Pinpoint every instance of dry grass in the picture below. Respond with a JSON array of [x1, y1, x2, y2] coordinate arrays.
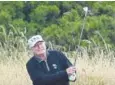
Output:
[[71, 57, 115, 85], [0, 61, 31, 85], [70, 48, 115, 85], [0, 48, 115, 85], [0, 52, 32, 85]]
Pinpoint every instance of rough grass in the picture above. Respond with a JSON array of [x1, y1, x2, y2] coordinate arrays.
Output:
[[70, 57, 115, 85], [0, 48, 115, 85], [0, 52, 32, 85]]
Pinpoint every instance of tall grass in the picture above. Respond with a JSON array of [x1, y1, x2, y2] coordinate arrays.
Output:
[[70, 50, 115, 85], [0, 43, 115, 85], [0, 26, 115, 85]]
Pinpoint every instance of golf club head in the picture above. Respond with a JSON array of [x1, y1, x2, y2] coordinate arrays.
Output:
[[83, 7, 88, 16]]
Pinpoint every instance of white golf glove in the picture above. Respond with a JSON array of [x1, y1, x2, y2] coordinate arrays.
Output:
[[68, 72, 76, 81]]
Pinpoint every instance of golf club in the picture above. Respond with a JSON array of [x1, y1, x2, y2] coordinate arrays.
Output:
[[68, 7, 89, 81], [74, 7, 89, 66]]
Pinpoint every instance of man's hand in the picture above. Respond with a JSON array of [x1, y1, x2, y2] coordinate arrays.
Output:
[[66, 66, 76, 75], [66, 66, 76, 81]]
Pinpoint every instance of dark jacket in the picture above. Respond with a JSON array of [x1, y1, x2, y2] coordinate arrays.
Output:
[[26, 50, 72, 85]]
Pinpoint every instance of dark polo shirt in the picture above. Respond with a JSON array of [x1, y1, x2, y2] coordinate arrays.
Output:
[[26, 50, 72, 85]]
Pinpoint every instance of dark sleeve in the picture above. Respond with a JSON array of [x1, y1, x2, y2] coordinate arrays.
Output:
[[26, 61, 69, 85], [57, 51, 73, 69], [57, 51, 76, 82]]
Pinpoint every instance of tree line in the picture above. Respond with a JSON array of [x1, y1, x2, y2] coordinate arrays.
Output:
[[0, 1, 115, 51]]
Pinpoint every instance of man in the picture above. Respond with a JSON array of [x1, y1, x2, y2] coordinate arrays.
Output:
[[26, 35, 76, 85]]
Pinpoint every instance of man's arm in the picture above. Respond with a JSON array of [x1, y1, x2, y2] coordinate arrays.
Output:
[[57, 51, 77, 81]]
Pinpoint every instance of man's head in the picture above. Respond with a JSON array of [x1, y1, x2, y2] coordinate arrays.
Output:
[[28, 35, 46, 56]]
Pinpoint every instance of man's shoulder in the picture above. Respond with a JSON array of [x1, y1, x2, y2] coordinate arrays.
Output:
[[26, 57, 36, 67], [48, 50, 62, 54], [48, 50, 66, 59]]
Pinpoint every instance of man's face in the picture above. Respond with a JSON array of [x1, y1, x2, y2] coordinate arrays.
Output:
[[32, 41, 46, 55]]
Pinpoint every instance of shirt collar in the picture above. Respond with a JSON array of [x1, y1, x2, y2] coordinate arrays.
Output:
[[34, 51, 49, 63]]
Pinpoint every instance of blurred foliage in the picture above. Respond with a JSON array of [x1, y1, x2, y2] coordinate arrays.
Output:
[[0, 1, 115, 51]]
